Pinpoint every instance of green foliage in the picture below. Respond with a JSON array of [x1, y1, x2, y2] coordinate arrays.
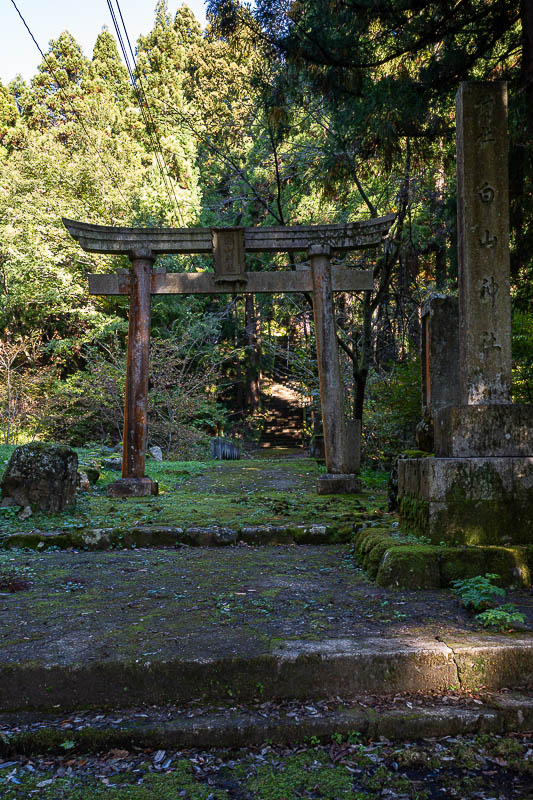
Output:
[[451, 573, 506, 612], [512, 310, 533, 404], [363, 359, 421, 467], [475, 604, 526, 631], [451, 572, 526, 631]]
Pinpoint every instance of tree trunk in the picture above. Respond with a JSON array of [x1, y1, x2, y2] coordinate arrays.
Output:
[[353, 292, 373, 422], [233, 297, 245, 415], [244, 293, 261, 414]]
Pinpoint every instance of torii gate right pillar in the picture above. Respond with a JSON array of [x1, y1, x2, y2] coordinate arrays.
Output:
[[309, 244, 360, 494]]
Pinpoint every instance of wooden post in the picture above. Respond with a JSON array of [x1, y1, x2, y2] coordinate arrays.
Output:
[[108, 250, 158, 497], [309, 245, 360, 493]]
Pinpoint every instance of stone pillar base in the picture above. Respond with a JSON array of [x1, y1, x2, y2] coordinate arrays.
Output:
[[106, 478, 158, 498], [398, 456, 533, 546], [317, 474, 361, 495]]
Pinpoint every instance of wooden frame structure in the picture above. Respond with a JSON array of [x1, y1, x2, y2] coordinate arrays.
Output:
[[64, 215, 394, 495]]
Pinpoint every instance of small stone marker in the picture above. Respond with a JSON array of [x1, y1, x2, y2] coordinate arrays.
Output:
[[416, 294, 460, 452], [0, 443, 78, 513], [420, 294, 460, 416], [148, 445, 163, 462]]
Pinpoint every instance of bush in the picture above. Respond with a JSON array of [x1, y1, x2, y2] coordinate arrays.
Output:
[[451, 573, 506, 612], [363, 359, 421, 468]]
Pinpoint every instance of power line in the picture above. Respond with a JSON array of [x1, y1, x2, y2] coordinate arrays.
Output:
[[106, 0, 184, 225], [8, 0, 135, 216]]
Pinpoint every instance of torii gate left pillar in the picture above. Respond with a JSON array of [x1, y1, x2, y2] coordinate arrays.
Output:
[[64, 215, 394, 496], [119, 249, 157, 496]]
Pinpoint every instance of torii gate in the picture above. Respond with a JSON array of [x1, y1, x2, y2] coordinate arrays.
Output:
[[63, 215, 394, 496]]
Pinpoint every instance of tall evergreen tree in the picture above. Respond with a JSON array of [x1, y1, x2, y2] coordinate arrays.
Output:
[[90, 28, 131, 107], [24, 31, 90, 137]]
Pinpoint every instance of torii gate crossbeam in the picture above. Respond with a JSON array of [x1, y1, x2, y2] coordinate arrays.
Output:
[[64, 215, 394, 496]]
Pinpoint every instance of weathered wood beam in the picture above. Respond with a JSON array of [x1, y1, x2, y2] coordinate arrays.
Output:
[[63, 215, 395, 255], [88, 267, 374, 296]]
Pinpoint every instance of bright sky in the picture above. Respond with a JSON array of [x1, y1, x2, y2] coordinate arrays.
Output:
[[1, 0, 208, 84]]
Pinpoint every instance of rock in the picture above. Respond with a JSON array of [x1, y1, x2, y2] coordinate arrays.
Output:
[[148, 446, 163, 462], [102, 458, 122, 471], [0, 443, 78, 513], [76, 472, 91, 492], [415, 408, 434, 452], [79, 461, 99, 484], [18, 505, 32, 521]]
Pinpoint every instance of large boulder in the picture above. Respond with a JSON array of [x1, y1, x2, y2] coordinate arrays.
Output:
[[0, 443, 78, 513]]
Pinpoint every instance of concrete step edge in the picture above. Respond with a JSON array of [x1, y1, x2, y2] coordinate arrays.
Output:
[[1, 694, 532, 753], [1, 636, 533, 713]]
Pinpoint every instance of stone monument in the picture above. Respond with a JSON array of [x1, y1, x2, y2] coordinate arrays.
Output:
[[398, 82, 533, 545], [415, 293, 460, 452]]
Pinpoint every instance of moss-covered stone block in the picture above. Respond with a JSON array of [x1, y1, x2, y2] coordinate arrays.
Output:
[[352, 525, 532, 590], [355, 528, 391, 559], [438, 547, 488, 586], [483, 547, 531, 587], [365, 539, 395, 579], [376, 546, 440, 589], [398, 457, 533, 546], [399, 495, 430, 539]]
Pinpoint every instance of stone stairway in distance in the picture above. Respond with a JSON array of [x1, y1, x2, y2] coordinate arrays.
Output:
[[258, 381, 305, 450]]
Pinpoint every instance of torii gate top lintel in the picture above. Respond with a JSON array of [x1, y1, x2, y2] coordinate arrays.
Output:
[[62, 215, 395, 258]]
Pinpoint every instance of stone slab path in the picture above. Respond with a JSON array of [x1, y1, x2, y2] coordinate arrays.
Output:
[[0, 545, 532, 712]]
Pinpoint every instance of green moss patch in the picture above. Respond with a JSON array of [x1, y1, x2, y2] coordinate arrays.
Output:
[[376, 546, 441, 590], [353, 527, 533, 589], [0, 450, 388, 545], [398, 495, 429, 539]]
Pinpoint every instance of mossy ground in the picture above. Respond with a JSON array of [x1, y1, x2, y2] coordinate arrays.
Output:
[[0, 445, 388, 536], [0, 733, 531, 799]]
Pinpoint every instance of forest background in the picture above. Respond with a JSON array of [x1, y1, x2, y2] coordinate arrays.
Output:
[[0, 0, 531, 467]]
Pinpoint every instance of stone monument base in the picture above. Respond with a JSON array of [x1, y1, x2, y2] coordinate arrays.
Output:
[[398, 456, 533, 546], [317, 474, 361, 495], [106, 477, 159, 498], [434, 405, 533, 458]]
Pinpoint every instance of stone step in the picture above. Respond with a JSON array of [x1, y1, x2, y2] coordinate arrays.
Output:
[[1, 522, 351, 550], [1, 634, 532, 715], [1, 692, 532, 753]]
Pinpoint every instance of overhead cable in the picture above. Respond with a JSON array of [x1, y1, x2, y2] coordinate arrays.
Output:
[[106, 0, 183, 225]]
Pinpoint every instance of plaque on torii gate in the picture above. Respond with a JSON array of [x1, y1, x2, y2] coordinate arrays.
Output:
[[63, 215, 394, 496]]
